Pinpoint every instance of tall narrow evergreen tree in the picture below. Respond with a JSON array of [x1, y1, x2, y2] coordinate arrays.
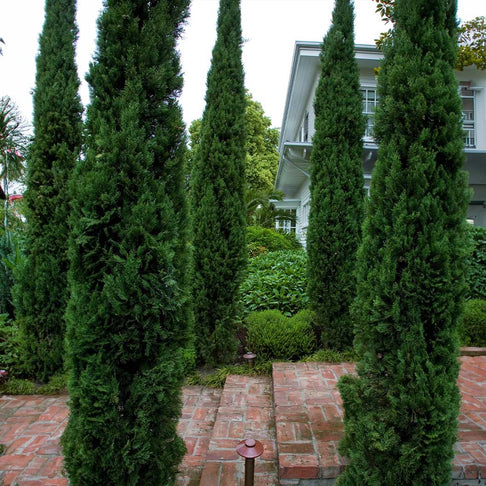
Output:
[[62, 2, 191, 484], [337, 0, 470, 483], [14, 0, 83, 381], [191, 0, 246, 365], [306, 0, 364, 350]]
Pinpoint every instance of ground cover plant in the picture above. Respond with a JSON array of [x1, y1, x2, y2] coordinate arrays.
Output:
[[239, 250, 308, 317]]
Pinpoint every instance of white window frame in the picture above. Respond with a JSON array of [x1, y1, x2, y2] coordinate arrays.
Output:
[[459, 83, 476, 148], [360, 86, 378, 142]]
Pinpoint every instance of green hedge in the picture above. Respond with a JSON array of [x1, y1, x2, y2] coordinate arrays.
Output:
[[247, 226, 301, 257], [245, 309, 316, 361], [239, 250, 308, 316], [460, 299, 486, 347], [467, 226, 486, 300]]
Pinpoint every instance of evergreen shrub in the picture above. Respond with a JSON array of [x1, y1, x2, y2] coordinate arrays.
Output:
[[245, 309, 316, 361], [247, 226, 300, 257], [460, 299, 486, 347], [467, 226, 486, 300], [306, 0, 364, 351], [239, 250, 308, 316], [0, 315, 20, 373], [191, 0, 247, 365]]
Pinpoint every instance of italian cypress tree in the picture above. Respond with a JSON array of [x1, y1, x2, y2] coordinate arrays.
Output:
[[337, 0, 470, 484], [14, 0, 83, 381], [306, 0, 364, 350], [62, 1, 191, 484], [191, 0, 246, 365]]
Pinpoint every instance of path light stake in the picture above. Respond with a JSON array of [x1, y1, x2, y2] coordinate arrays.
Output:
[[236, 438, 264, 486], [243, 352, 256, 369]]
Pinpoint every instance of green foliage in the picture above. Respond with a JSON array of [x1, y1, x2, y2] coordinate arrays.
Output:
[[246, 188, 293, 229], [0, 314, 20, 372], [374, 1, 486, 71], [0, 373, 67, 395], [240, 250, 308, 317], [0, 230, 23, 319], [62, 2, 191, 485], [247, 226, 300, 257], [245, 309, 316, 362], [191, 0, 247, 366], [186, 361, 272, 388], [457, 17, 486, 70], [467, 225, 486, 300], [460, 299, 486, 347], [0, 96, 27, 192], [303, 348, 358, 363], [187, 93, 279, 194], [338, 0, 471, 484], [244, 94, 280, 193], [306, 0, 365, 350], [14, 0, 83, 382]]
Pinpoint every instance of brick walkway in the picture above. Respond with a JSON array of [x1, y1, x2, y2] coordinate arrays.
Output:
[[0, 356, 485, 485], [0, 395, 68, 486], [274, 356, 486, 485], [176, 386, 223, 486], [199, 375, 278, 486]]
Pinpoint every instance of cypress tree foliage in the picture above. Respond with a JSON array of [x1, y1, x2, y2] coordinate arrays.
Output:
[[191, 0, 246, 365], [337, 0, 470, 483], [14, 0, 83, 381], [306, 0, 364, 350], [62, 1, 191, 484]]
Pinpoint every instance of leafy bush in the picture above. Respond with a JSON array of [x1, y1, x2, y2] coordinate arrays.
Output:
[[467, 226, 486, 300], [247, 226, 301, 257], [0, 230, 24, 319], [460, 299, 486, 347], [240, 250, 308, 316], [0, 314, 20, 373], [245, 309, 316, 361]]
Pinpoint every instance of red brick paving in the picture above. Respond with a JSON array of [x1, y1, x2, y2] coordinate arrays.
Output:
[[0, 357, 485, 485], [199, 375, 278, 486], [0, 395, 69, 486], [176, 386, 222, 486], [274, 356, 486, 484]]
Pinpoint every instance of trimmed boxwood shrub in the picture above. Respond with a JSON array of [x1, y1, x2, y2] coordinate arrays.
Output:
[[245, 309, 316, 361], [467, 226, 486, 300], [247, 226, 301, 257], [460, 299, 486, 347], [239, 250, 308, 316]]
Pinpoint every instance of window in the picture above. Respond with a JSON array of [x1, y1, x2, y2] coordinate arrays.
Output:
[[360, 88, 378, 141], [459, 82, 476, 148], [276, 209, 296, 233]]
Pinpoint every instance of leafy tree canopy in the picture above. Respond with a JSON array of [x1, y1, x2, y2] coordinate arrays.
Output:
[[188, 92, 279, 194], [374, 0, 486, 70]]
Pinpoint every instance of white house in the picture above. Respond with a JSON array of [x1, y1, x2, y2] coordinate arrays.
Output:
[[274, 42, 486, 245]]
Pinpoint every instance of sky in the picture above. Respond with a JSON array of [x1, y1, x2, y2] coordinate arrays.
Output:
[[0, 0, 484, 132]]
